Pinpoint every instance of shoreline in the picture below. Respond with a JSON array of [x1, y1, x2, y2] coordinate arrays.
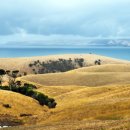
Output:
[[0, 54, 129, 75], [0, 53, 129, 62], [0, 48, 129, 61]]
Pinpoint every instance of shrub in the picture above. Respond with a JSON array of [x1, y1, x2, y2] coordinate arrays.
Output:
[[0, 69, 6, 85], [0, 69, 6, 75], [48, 101, 57, 108], [0, 84, 57, 108], [0, 86, 10, 90], [95, 59, 101, 65], [20, 114, 32, 117], [24, 83, 37, 89], [3, 104, 11, 108], [26, 88, 35, 96], [23, 72, 27, 76], [36, 92, 46, 105], [29, 63, 33, 67]]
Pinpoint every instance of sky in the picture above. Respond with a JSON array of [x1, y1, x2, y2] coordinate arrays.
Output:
[[0, 0, 130, 47]]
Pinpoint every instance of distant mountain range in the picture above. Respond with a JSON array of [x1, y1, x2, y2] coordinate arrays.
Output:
[[1, 38, 130, 48]]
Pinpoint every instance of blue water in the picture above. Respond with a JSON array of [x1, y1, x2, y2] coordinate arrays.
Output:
[[0, 47, 130, 61]]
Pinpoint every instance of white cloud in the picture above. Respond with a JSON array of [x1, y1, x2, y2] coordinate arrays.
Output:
[[0, 0, 130, 47]]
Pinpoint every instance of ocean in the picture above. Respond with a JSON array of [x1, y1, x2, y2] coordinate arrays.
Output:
[[0, 47, 130, 61]]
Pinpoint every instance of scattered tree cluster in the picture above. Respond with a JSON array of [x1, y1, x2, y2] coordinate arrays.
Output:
[[29, 58, 85, 74], [95, 59, 101, 65], [0, 69, 57, 108]]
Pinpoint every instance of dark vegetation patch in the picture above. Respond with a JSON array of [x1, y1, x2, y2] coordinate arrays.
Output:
[[3, 104, 11, 108], [20, 114, 32, 117], [0, 69, 57, 109], [28, 58, 102, 74], [29, 58, 86, 74], [0, 114, 23, 127]]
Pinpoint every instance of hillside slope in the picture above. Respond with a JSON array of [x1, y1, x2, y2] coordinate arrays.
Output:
[[0, 90, 47, 126], [21, 64, 130, 87], [4, 85, 130, 130], [2, 62, 130, 130], [0, 54, 129, 74], [73, 64, 130, 72]]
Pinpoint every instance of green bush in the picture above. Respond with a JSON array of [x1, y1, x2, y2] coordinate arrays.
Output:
[[35, 92, 46, 105], [24, 83, 37, 89], [0, 85, 57, 108], [48, 101, 57, 108], [0, 86, 10, 90], [26, 88, 35, 96]]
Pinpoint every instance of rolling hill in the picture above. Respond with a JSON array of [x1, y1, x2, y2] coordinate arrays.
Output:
[[0, 54, 129, 74], [1, 56, 130, 130], [0, 90, 48, 127], [21, 64, 130, 87]]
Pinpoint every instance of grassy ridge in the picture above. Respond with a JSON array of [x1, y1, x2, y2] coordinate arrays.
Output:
[[0, 54, 129, 74], [2, 84, 130, 130], [21, 64, 130, 87], [2, 63, 130, 129]]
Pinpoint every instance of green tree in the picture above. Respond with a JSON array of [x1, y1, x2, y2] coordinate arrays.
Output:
[[0, 69, 6, 86], [6, 70, 20, 90]]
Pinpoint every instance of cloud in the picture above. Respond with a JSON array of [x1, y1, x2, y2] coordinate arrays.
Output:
[[0, 0, 130, 47], [0, 33, 130, 48]]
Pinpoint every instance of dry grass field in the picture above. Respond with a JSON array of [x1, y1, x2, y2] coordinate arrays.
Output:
[[1, 55, 130, 130], [0, 90, 48, 126], [0, 54, 129, 74], [3, 84, 130, 130], [21, 64, 130, 87]]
